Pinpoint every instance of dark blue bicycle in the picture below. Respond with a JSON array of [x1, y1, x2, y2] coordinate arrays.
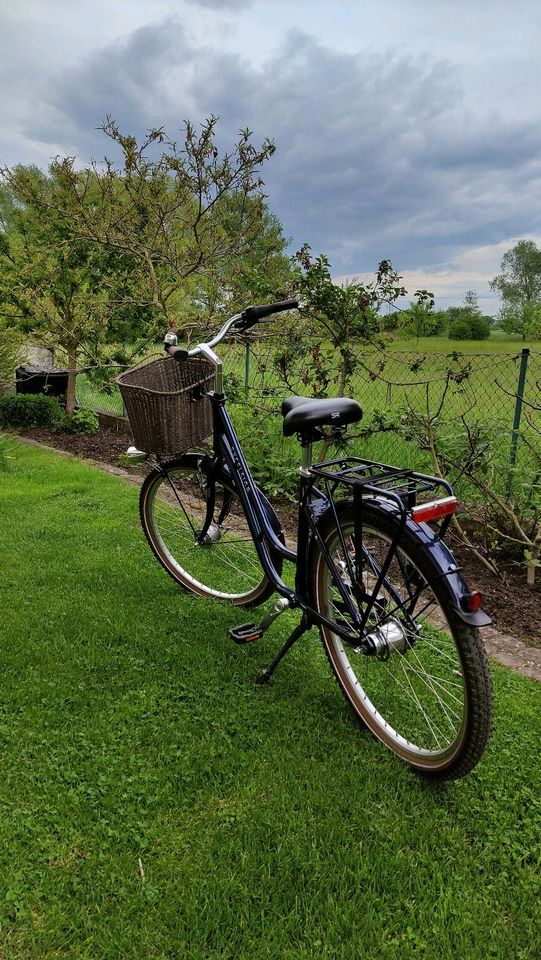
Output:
[[127, 300, 492, 780]]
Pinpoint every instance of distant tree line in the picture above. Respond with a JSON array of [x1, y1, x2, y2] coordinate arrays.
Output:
[[382, 289, 492, 341], [381, 238, 541, 342]]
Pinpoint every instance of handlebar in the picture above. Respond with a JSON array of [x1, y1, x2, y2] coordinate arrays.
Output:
[[164, 299, 299, 362], [167, 346, 189, 362], [233, 298, 299, 330]]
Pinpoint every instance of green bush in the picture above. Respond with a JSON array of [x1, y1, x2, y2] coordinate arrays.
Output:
[[469, 315, 491, 340], [62, 408, 100, 434], [0, 393, 64, 428], [448, 319, 472, 340]]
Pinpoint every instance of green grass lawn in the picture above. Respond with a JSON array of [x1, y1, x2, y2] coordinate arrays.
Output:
[[387, 330, 541, 354], [0, 442, 540, 959]]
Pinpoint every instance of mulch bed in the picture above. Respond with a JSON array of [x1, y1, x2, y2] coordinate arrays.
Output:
[[450, 540, 540, 649], [23, 423, 133, 465], [17, 424, 541, 649]]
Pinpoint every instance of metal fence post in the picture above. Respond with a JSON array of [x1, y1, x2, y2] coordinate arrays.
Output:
[[244, 340, 250, 398], [507, 347, 530, 497]]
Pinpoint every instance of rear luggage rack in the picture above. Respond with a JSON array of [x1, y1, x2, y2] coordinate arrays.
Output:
[[308, 457, 458, 634], [309, 456, 456, 535]]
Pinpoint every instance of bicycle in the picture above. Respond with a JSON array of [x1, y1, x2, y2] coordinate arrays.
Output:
[[120, 300, 493, 781]]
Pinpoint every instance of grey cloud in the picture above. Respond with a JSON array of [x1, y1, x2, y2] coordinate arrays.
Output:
[[185, 0, 253, 8], [19, 19, 541, 275]]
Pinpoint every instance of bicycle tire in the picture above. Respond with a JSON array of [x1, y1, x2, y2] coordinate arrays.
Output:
[[139, 454, 281, 606], [310, 500, 493, 780]]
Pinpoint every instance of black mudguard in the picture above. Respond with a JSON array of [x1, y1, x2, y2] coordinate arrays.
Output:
[[312, 495, 492, 628]]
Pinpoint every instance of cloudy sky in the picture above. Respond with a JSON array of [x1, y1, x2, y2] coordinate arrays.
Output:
[[2, 0, 541, 311]]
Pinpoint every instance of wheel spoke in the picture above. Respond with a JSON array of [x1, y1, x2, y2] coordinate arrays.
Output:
[[383, 657, 447, 748], [398, 650, 462, 728], [317, 513, 480, 762], [395, 658, 448, 748], [143, 466, 269, 600]]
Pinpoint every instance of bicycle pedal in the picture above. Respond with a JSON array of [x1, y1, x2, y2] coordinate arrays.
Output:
[[229, 622, 263, 644]]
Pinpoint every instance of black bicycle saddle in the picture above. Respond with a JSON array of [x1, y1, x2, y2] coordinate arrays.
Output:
[[281, 395, 363, 437]]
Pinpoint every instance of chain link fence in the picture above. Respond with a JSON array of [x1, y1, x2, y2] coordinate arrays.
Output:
[[76, 373, 127, 417], [219, 337, 540, 497], [76, 337, 541, 501]]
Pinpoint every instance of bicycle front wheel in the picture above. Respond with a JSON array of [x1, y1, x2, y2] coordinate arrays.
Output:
[[139, 454, 279, 606], [311, 502, 492, 780]]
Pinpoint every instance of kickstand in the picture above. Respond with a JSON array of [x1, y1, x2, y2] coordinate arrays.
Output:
[[255, 613, 312, 685]]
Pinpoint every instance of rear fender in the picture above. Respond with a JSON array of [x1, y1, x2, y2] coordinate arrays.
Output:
[[313, 495, 492, 627]]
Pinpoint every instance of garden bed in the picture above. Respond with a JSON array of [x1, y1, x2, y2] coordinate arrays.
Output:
[[18, 423, 541, 648], [23, 421, 133, 465]]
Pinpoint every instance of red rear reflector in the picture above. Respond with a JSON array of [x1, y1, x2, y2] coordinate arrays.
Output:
[[462, 591, 483, 613], [411, 496, 458, 523]]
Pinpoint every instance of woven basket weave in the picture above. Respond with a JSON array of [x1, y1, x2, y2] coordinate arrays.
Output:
[[116, 356, 215, 456]]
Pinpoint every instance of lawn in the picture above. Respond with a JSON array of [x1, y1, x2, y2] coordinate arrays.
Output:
[[386, 330, 541, 354], [0, 442, 540, 959]]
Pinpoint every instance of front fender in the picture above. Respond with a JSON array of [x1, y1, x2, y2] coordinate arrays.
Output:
[[183, 453, 285, 547]]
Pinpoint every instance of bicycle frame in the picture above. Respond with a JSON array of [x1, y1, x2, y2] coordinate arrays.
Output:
[[185, 390, 365, 644], [159, 327, 491, 640]]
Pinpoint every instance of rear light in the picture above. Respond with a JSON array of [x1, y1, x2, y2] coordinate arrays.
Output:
[[411, 496, 458, 523], [461, 591, 483, 613]]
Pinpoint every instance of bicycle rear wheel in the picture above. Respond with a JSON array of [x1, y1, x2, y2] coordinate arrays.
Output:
[[140, 454, 280, 606], [311, 502, 492, 780]]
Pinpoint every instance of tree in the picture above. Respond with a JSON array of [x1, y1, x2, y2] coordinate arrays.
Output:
[[463, 289, 481, 316], [396, 304, 446, 339], [0, 167, 113, 414], [272, 246, 433, 458], [192, 199, 293, 325], [291, 246, 417, 394], [0, 117, 289, 409], [0, 321, 19, 387], [490, 240, 541, 339], [443, 291, 490, 341], [498, 300, 541, 340], [462, 294, 490, 339], [5, 117, 282, 334]]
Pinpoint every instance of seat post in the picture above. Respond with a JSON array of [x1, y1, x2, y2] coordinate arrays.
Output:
[[300, 441, 313, 476]]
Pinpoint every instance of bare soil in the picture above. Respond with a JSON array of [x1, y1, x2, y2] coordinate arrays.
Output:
[[23, 423, 133, 465], [15, 424, 541, 674], [450, 539, 541, 649]]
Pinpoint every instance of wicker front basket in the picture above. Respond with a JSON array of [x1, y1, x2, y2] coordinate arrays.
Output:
[[116, 356, 215, 456]]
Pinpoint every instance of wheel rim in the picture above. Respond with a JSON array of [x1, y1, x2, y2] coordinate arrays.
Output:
[[318, 522, 468, 766], [144, 465, 267, 601]]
